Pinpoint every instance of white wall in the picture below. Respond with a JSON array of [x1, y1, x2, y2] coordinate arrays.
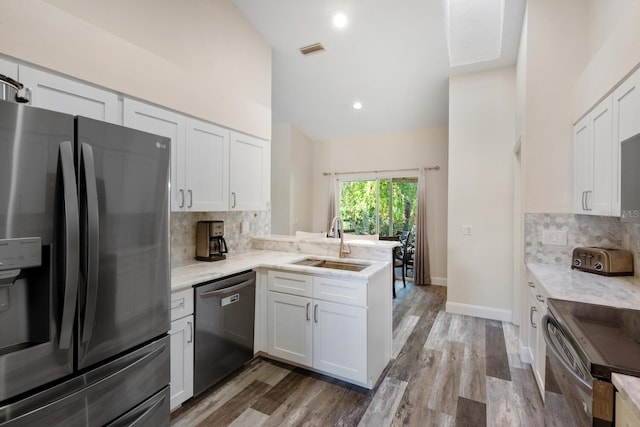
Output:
[[312, 128, 449, 283], [271, 124, 314, 235], [271, 124, 292, 234], [447, 67, 516, 321], [0, 0, 271, 139], [573, 0, 640, 120], [588, 0, 637, 58], [290, 126, 314, 234], [523, 0, 589, 213]]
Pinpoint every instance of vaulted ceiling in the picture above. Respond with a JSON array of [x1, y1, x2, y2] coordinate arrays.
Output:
[[232, 0, 526, 141]]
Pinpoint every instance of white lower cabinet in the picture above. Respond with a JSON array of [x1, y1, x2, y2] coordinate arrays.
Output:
[[170, 288, 194, 411], [524, 273, 547, 398], [265, 268, 389, 388], [267, 292, 313, 366], [313, 300, 367, 383]]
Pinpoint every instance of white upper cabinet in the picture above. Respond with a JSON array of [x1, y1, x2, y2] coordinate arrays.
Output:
[[574, 115, 593, 214], [590, 96, 614, 215], [575, 67, 640, 217], [19, 65, 119, 123], [185, 118, 229, 211], [123, 98, 186, 212], [0, 57, 18, 80], [230, 132, 270, 211], [613, 67, 640, 216], [574, 95, 614, 216]]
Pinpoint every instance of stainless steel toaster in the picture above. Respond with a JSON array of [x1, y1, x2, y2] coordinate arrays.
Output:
[[571, 247, 634, 276]]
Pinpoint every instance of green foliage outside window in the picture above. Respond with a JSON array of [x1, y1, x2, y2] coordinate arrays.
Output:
[[338, 178, 417, 237]]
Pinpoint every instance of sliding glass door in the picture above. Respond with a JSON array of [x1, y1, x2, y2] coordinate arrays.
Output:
[[338, 177, 417, 237]]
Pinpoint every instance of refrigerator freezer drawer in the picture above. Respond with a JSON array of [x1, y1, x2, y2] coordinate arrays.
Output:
[[0, 335, 169, 426], [105, 386, 169, 427]]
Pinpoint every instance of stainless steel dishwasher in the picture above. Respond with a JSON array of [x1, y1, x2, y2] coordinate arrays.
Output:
[[193, 270, 256, 396]]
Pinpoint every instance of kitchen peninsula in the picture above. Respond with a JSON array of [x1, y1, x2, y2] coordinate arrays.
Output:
[[169, 235, 397, 410]]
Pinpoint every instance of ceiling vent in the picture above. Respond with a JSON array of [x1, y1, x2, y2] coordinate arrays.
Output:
[[300, 43, 325, 55]]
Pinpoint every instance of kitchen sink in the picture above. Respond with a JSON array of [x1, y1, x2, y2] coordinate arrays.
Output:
[[290, 258, 370, 272]]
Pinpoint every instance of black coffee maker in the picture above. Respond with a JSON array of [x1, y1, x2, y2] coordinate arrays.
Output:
[[195, 220, 228, 261]]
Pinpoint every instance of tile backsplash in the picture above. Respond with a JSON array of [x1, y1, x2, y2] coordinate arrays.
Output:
[[171, 208, 271, 265], [525, 213, 640, 275]]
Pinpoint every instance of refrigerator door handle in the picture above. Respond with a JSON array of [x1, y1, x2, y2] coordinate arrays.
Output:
[[58, 141, 80, 350], [80, 142, 100, 344]]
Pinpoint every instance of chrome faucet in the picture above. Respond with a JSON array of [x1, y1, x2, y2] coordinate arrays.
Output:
[[330, 216, 350, 258]]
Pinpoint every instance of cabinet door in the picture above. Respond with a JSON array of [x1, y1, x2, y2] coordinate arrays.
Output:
[[613, 67, 640, 217], [169, 315, 194, 411], [313, 300, 367, 383], [0, 57, 18, 80], [123, 98, 186, 211], [267, 291, 312, 367], [574, 115, 592, 214], [230, 132, 270, 211], [185, 118, 229, 211], [590, 96, 613, 215], [19, 65, 119, 123], [616, 392, 640, 427]]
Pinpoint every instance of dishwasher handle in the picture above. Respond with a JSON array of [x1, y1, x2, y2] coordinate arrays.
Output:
[[198, 278, 254, 298]]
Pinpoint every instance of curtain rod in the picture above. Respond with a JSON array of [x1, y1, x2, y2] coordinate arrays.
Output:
[[322, 166, 440, 176]]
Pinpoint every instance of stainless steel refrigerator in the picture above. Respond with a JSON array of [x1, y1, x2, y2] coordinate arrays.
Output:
[[0, 99, 171, 426]]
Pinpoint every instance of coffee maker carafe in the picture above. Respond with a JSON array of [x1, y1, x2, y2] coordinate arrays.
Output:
[[195, 220, 228, 261]]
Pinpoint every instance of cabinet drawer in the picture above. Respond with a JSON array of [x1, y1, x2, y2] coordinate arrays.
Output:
[[312, 276, 367, 307], [268, 270, 312, 297], [171, 288, 194, 321]]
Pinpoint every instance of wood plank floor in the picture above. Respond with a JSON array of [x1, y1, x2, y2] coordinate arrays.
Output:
[[171, 282, 545, 426]]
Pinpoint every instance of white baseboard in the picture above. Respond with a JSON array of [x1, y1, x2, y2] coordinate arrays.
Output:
[[445, 301, 512, 322], [519, 346, 532, 364], [430, 276, 447, 286]]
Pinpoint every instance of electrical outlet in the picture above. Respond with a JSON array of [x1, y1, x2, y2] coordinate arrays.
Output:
[[462, 225, 472, 236], [541, 230, 567, 246]]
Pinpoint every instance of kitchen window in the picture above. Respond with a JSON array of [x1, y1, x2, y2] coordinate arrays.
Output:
[[337, 176, 418, 237]]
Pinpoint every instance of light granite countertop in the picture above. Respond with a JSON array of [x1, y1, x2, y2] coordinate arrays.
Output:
[[527, 263, 640, 417], [171, 249, 389, 291], [612, 373, 640, 421], [526, 263, 640, 309]]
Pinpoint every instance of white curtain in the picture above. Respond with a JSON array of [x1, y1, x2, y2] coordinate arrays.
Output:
[[327, 174, 336, 234], [414, 168, 431, 285]]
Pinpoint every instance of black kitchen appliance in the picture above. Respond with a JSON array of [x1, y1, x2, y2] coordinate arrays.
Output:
[[193, 270, 255, 396], [0, 99, 171, 426], [542, 299, 640, 426], [195, 220, 228, 261]]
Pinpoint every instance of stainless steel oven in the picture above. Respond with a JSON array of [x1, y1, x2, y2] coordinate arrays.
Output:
[[542, 299, 640, 426]]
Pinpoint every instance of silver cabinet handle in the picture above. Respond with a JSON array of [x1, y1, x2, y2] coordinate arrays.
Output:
[[536, 294, 545, 303], [530, 306, 538, 328], [527, 281, 535, 288], [581, 191, 586, 211], [188, 189, 193, 208], [180, 189, 185, 208], [187, 321, 193, 343], [232, 192, 237, 209], [314, 304, 319, 323], [171, 300, 184, 311], [306, 302, 311, 321]]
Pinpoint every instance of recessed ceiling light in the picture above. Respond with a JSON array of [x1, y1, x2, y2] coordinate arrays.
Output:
[[333, 12, 348, 28], [353, 102, 362, 110]]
